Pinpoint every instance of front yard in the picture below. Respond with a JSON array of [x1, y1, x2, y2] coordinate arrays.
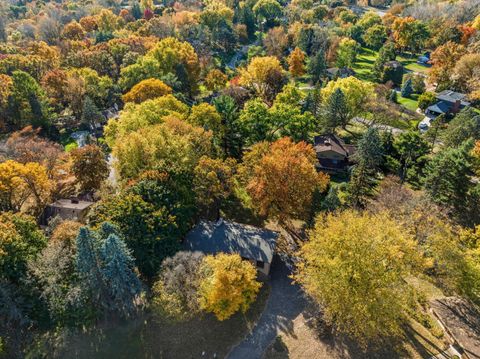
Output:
[[37, 286, 270, 359]]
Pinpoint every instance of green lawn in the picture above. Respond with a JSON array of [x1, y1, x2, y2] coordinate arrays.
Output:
[[397, 93, 419, 112], [353, 47, 430, 79], [352, 47, 378, 82], [397, 53, 430, 74]]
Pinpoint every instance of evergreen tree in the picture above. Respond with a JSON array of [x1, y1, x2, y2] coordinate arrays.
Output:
[[389, 89, 398, 103], [401, 78, 413, 98], [308, 49, 327, 84], [323, 88, 348, 132], [131, 1, 143, 20], [81, 96, 102, 129], [424, 141, 474, 215], [76, 224, 144, 318], [100, 233, 143, 317], [348, 128, 383, 207], [213, 95, 243, 159], [373, 42, 396, 81], [0, 17, 6, 42]]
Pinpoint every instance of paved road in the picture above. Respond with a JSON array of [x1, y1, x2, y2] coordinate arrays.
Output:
[[227, 257, 306, 359]]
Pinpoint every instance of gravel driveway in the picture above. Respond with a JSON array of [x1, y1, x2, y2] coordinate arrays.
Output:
[[227, 257, 306, 359]]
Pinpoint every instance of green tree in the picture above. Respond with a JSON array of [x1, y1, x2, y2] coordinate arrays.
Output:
[[76, 223, 143, 318], [88, 171, 195, 278], [308, 49, 327, 84], [238, 98, 271, 145], [253, 0, 282, 29], [394, 131, 430, 186], [336, 38, 360, 68], [81, 96, 102, 129], [8, 71, 51, 130], [322, 88, 348, 132], [213, 95, 243, 159], [400, 77, 413, 98], [296, 210, 421, 346], [424, 141, 473, 215], [442, 108, 480, 148], [0, 212, 47, 283], [363, 24, 387, 50], [100, 231, 143, 317], [348, 128, 383, 207], [70, 145, 109, 194], [418, 92, 436, 111]]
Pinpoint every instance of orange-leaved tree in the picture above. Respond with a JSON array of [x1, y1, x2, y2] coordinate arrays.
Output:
[[244, 137, 329, 224]]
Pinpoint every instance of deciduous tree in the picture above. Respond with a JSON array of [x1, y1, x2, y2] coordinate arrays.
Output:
[[198, 253, 261, 321], [296, 210, 421, 346], [288, 47, 306, 77], [70, 145, 109, 194], [245, 138, 329, 223], [122, 78, 172, 104]]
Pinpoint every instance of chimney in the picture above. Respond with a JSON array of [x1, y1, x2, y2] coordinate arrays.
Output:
[[452, 99, 461, 113], [70, 197, 79, 204]]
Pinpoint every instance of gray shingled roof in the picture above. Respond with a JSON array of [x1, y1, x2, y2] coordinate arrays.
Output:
[[427, 100, 452, 114], [436, 90, 470, 106], [184, 220, 278, 264]]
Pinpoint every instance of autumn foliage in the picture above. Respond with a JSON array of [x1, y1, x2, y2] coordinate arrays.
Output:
[[245, 137, 329, 222]]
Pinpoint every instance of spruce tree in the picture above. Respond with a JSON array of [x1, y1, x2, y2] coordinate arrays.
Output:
[[131, 2, 143, 20], [100, 233, 143, 317], [308, 49, 327, 84], [348, 128, 384, 207], [323, 88, 349, 132], [81, 96, 102, 129], [401, 78, 413, 98]]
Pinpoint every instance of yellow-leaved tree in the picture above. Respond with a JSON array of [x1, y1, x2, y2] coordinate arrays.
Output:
[[0, 160, 51, 216], [296, 210, 422, 346], [198, 253, 261, 320], [122, 78, 172, 104], [239, 56, 286, 103], [321, 76, 375, 121]]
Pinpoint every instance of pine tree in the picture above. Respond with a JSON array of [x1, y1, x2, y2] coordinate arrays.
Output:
[[100, 233, 143, 317], [401, 78, 413, 98], [308, 49, 327, 84], [348, 128, 384, 207], [323, 88, 349, 132], [81, 96, 102, 129], [213, 95, 243, 159], [131, 2, 143, 20]]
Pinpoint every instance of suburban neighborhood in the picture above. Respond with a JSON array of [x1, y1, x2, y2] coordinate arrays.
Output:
[[0, 0, 480, 358]]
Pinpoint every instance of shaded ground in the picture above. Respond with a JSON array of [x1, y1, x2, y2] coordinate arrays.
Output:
[[431, 297, 480, 359], [42, 286, 270, 359], [228, 257, 306, 359]]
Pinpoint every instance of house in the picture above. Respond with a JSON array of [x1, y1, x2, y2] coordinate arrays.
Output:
[[314, 134, 355, 172], [42, 198, 94, 224], [425, 90, 470, 119], [417, 52, 430, 65], [326, 67, 355, 80], [184, 219, 278, 278]]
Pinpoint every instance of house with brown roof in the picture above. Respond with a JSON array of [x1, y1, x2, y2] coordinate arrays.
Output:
[[313, 134, 355, 173], [41, 198, 94, 224]]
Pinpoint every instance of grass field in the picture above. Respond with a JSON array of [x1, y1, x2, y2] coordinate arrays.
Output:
[[352, 47, 430, 81], [397, 93, 419, 112]]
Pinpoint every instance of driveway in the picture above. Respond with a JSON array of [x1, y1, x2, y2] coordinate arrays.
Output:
[[227, 257, 306, 359]]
